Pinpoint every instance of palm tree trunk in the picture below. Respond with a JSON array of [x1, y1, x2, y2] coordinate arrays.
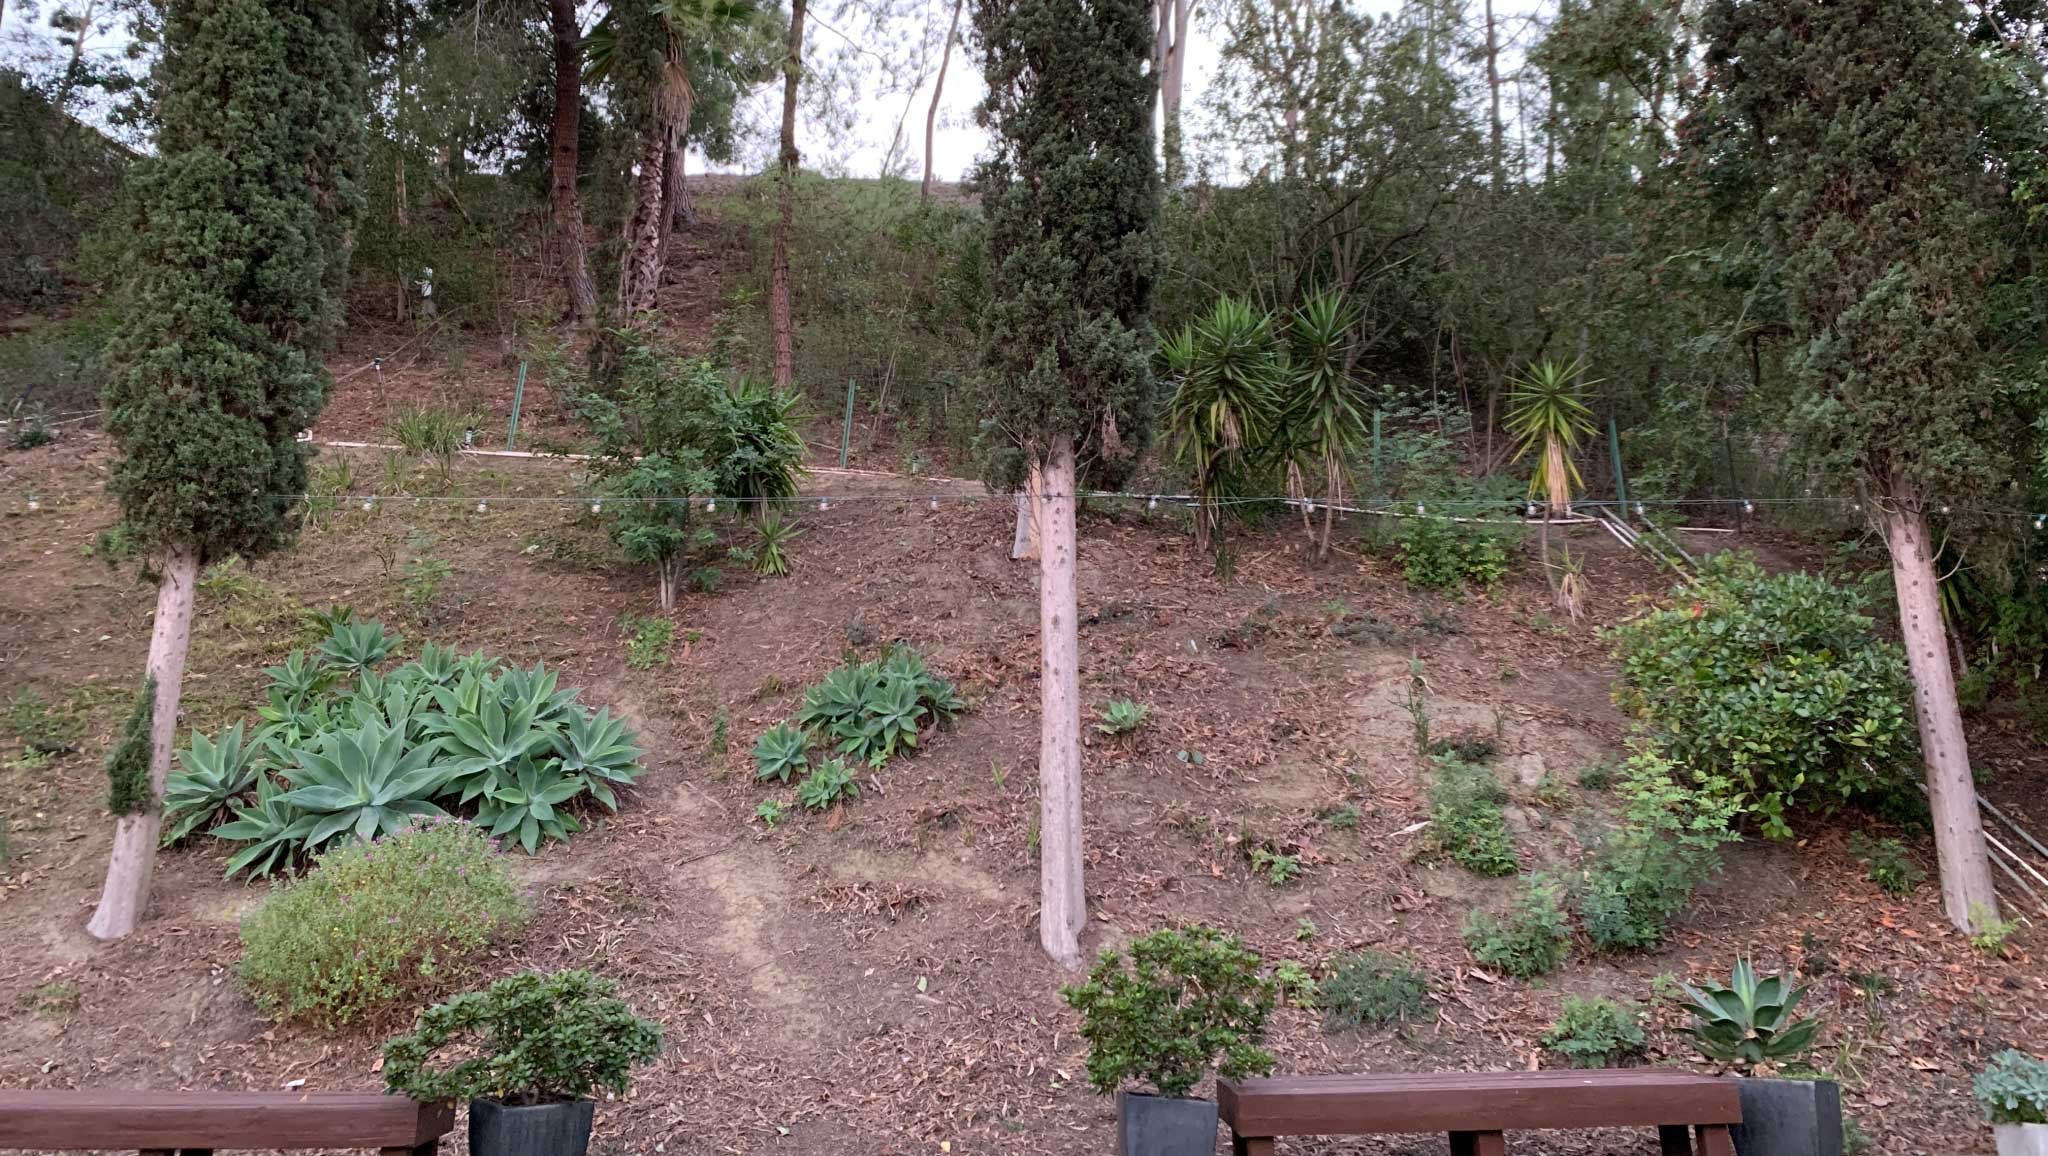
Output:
[[618, 123, 669, 318], [549, 0, 595, 324]]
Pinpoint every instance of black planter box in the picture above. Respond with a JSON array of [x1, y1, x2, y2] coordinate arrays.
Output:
[[1116, 1090, 1218, 1156], [1730, 1077, 1842, 1156], [468, 1097, 596, 1156]]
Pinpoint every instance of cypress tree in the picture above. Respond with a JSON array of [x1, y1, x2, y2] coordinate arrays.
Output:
[[974, 0, 1159, 967], [87, 0, 365, 940], [1701, 0, 2013, 932]]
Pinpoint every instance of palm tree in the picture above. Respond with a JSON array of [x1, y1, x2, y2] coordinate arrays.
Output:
[[1278, 291, 1367, 562], [1163, 297, 1285, 560]]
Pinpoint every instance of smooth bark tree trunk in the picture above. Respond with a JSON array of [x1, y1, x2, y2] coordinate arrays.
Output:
[[549, 0, 595, 324], [1485, 0, 1504, 188], [618, 124, 669, 318], [771, 0, 807, 389], [86, 546, 200, 941], [1036, 436, 1084, 968], [1152, 0, 1190, 184], [1878, 497, 2001, 934], [921, 0, 965, 201]]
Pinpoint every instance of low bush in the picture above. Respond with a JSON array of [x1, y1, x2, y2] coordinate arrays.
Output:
[[1847, 832, 1924, 896], [1975, 1050, 2048, 1126], [1606, 554, 1915, 838], [1428, 756, 1517, 877], [1319, 952, 1430, 1029], [1463, 875, 1570, 978], [1576, 830, 1716, 953], [238, 821, 527, 1029], [622, 615, 675, 670], [1061, 926, 1277, 1098], [383, 970, 663, 1105], [1542, 996, 1647, 1067], [1395, 517, 1512, 592]]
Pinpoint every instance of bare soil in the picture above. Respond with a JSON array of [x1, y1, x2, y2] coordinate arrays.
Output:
[[2, 209, 2043, 1156]]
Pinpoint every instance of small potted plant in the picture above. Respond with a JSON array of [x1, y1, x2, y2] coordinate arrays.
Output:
[[1061, 925, 1277, 1156], [383, 969, 662, 1156], [1675, 958, 1838, 1156], [1977, 1050, 2048, 1156]]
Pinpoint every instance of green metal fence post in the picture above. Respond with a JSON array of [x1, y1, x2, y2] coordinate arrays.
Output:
[[506, 361, 528, 450], [1608, 415, 1629, 516], [839, 379, 857, 468]]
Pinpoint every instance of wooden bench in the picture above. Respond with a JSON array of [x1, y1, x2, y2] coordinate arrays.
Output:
[[1219, 1070, 1741, 1156], [0, 1090, 454, 1155]]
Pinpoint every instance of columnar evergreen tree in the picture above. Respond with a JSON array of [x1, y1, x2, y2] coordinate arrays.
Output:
[[975, 0, 1159, 967], [87, 0, 364, 940], [1701, 0, 2012, 933]]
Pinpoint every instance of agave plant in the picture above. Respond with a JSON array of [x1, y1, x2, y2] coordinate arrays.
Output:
[[494, 663, 582, 723], [795, 757, 860, 811], [212, 775, 316, 878], [550, 708, 646, 808], [261, 650, 335, 703], [879, 647, 963, 719], [475, 757, 587, 853], [753, 722, 811, 783], [317, 619, 401, 675], [849, 676, 927, 766], [796, 665, 873, 734], [278, 721, 454, 849], [162, 722, 264, 844], [1675, 958, 1823, 1067], [431, 692, 559, 803], [1163, 296, 1286, 557]]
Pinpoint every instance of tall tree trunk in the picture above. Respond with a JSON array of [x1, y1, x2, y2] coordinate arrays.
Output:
[[662, 121, 690, 233], [1036, 435, 1084, 968], [1153, 0, 1191, 184], [1485, 0, 1504, 188], [86, 546, 199, 941], [771, 0, 807, 389], [618, 124, 669, 318], [921, 0, 965, 201], [1878, 491, 2001, 934], [549, 0, 595, 324]]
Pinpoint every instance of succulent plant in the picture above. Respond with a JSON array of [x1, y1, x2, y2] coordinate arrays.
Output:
[[1675, 958, 1823, 1066]]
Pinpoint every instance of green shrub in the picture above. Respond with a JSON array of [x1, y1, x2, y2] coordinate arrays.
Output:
[[1395, 517, 1512, 592], [1061, 926, 1277, 1098], [1674, 958, 1823, 1067], [383, 970, 662, 1104], [1542, 996, 1647, 1067], [1975, 1050, 2048, 1126], [1605, 554, 1915, 838], [238, 821, 527, 1029], [1428, 757, 1517, 876], [1576, 830, 1716, 952], [1462, 875, 1570, 978], [1319, 952, 1429, 1029], [1847, 832, 1924, 896], [1248, 846, 1302, 885]]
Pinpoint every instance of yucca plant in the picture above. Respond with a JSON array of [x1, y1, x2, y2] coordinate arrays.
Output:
[[162, 722, 265, 844], [1277, 292, 1367, 562], [754, 512, 803, 577], [1504, 357, 1598, 518], [1163, 296, 1286, 559], [1675, 958, 1823, 1067]]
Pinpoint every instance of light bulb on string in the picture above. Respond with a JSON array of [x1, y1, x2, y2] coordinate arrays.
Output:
[[706, 499, 717, 513], [929, 496, 940, 511], [476, 500, 488, 514], [361, 496, 375, 512], [1415, 502, 1426, 515], [818, 498, 830, 511], [26, 495, 39, 512], [1147, 495, 1158, 511], [590, 501, 603, 515], [1742, 499, 1755, 515]]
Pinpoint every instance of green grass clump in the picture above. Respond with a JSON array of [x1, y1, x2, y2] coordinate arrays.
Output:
[[1319, 951, 1430, 1029], [1428, 756, 1517, 876], [1463, 874, 1570, 978]]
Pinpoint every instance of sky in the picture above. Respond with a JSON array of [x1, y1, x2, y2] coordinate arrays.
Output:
[[2, 0, 1547, 183]]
